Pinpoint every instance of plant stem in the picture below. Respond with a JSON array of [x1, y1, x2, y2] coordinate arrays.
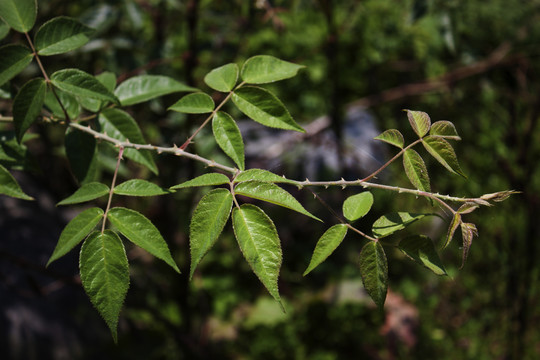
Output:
[[101, 146, 124, 233]]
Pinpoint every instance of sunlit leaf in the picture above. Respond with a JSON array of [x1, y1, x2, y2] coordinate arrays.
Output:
[[374, 129, 404, 149], [170, 173, 230, 190], [47, 207, 103, 265], [212, 111, 245, 170], [114, 75, 197, 106], [168, 92, 215, 114], [422, 136, 466, 177], [429, 121, 461, 140], [359, 241, 388, 308], [234, 168, 296, 185], [232, 86, 305, 132], [0, 45, 33, 86], [0, 163, 33, 200], [342, 191, 373, 222], [303, 224, 348, 276], [204, 63, 238, 92], [460, 222, 478, 268], [189, 188, 233, 279], [51, 69, 119, 104], [372, 212, 426, 238], [57, 182, 109, 205], [114, 179, 172, 196], [405, 109, 431, 138], [35, 16, 94, 56], [443, 213, 461, 249], [241, 55, 304, 84], [399, 235, 446, 275], [13, 78, 46, 143], [80, 230, 129, 343], [403, 149, 430, 192], [0, 0, 37, 33]]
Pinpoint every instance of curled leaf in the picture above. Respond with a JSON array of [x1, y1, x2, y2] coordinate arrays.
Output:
[[460, 222, 478, 268]]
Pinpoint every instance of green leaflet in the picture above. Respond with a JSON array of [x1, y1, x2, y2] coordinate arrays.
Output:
[[169, 92, 215, 114], [57, 182, 110, 205], [232, 204, 283, 306], [0, 0, 37, 33], [241, 55, 305, 84], [0, 163, 33, 200], [303, 224, 348, 276], [47, 207, 103, 266], [359, 241, 388, 309], [405, 109, 431, 138], [234, 180, 321, 221], [107, 207, 180, 273], [0, 21, 9, 40], [79, 230, 129, 343], [0, 133, 36, 171], [204, 63, 238, 92], [114, 179, 172, 196], [422, 136, 466, 178], [212, 111, 245, 170], [51, 69, 119, 104], [399, 235, 446, 275], [342, 191, 373, 222], [234, 168, 297, 185], [460, 222, 478, 268], [372, 212, 426, 238], [114, 75, 197, 106], [44, 88, 80, 119], [65, 128, 100, 184], [0, 45, 34, 86], [232, 86, 305, 132], [35, 16, 94, 56], [374, 129, 404, 149], [170, 173, 230, 190], [189, 188, 233, 279], [13, 78, 46, 143], [78, 71, 117, 112], [429, 121, 461, 140], [99, 108, 158, 174], [402, 149, 430, 192]]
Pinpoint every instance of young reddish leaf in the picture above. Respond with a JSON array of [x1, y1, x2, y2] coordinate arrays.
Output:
[[168, 92, 215, 114], [457, 202, 479, 214], [234, 169, 297, 185], [303, 224, 348, 276], [232, 204, 283, 306], [342, 191, 373, 222], [372, 212, 426, 238], [422, 136, 466, 178], [399, 235, 447, 275], [0, 0, 37, 33], [170, 173, 230, 190], [460, 222, 478, 268], [189, 188, 233, 279], [113, 179, 172, 196], [57, 182, 110, 205], [212, 111, 245, 170], [405, 109, 431, 138], [35, 16, 94, 56], [107, 207, 180, 273], [0, 45, 34, 86], [47, 207, 103, 266], [359, 241, 388, 309], [80, 230, 129, 343], [0, 163, 33, 200], [374, 129, 404, 149], [443, 213, 461, 250], [204, 63, 238, 92], [51, 69, 119, 104], [232, 86, 305, 132], [429, 121, 461, 140], [402, 148, 430, 192], [241, 55, 305, 84], [114, 75, 197, 106], [13, 78, 47, 143], [480, 190, 520, 203]]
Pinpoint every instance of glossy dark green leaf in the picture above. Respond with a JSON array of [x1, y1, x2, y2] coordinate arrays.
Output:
[[80, 230, 129, 343], [78, 71, 117, 112], [114, 179, 172, 196], [372, 212, 426, 238], [232, 204, 283, 305], [114, 75, 197, 106], [359, 241, 388, 308], [343, 191, 373, 222], [241, 55, 304, 84], [204, 63, 238, 92], [47, 207, 103, 265], [0, 45, 33, 86], [429, 121, 461, 140], [234, 169, 296, 185], [212, 111, 245, 170], [405, 109, 431, 138], [65, 128, 99, 184], [0, 0, 37, 32], [460, 222, 478, 268], [0, 163, 33, 200], [13, 78, 46, 143], [399, 235, 446, 275], [51, 69, 119, 104], [57, 182, 109, 205], [374, 129, 404, 149], [168, 92, 215, 114], [422, 136, 466, 177], [304, 224, 348, 276], [107, 207, 180, 273], [189, 188, 233, 279], [403, 148, 430, 192], [232, 86, 305, 132], [35, 16, 94, 56], [170, 173, 230, 190]]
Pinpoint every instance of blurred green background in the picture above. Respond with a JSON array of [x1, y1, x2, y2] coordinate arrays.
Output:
[[1, 0, 538, 359]]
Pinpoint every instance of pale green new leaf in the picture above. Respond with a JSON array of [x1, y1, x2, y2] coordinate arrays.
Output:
[[359, 241, 388, 308], [232, 86, 305, 132], [399, 235, 446, 275], [170, 173, 230, 190], [422, 136, 466, 177], [234, 180, 320, 221], [107, 207, 180, 273], [212, 111, 245, 170], [13, 78, 47, 143], [403, 149, 430, 192], [65, 128, 99, 184], [0, 45, 34, 86], [99, 108, 157, 174], [443, 213, 461, 249], [80, 230, 129, 343], [204, 63, 238, 92], [343, 191, 373, 222], [168, 92, 215, 114], [374, 129, 404, 149], [405, 109, 431, 138], [372, 212, 426, 238], [57, 182, 109, 205], [234, 169, 297, 185], [232, 204, 283, 304], [189, 188, 233, 279], [460, 222, 478, 268], [114, 75, 197, 106], [429, 121, 461, 140], [303, 224, 348, 276], [0, 0, 37, 33], [0, 163, 33, 200], [47, 207, 103, 265], [51, 69, 119, 104], [35, 16, 94, 56], [114, 179, 172, 196], [241, 55, 304, 84]]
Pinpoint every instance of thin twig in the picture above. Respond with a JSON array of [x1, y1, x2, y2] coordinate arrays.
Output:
[[101, 146, 124, 233]]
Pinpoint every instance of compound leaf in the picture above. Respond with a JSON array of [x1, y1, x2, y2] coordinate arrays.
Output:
[[372, 212, 426, 238], [359, 241, 388, 309], [374, 129, 404, 149], [0, 163, 33, 200], [0, 44, 34, 86], [204, 63, 238, 92], [0, 0, 37, 33], [429, 121, 461, 140], [403, 148, 430, 192], [51, 69, 119, 104], [35, 16, 94, 56], [241, 55, 304, 84], [212, 111, 245, 170], [170, 173, 230, 190], [399, 235, 446, 275], [57, 182, 109, 205], [13, 78, 46, 143], [114, 179, 172, 196], [303, 224, 348, 276], [405, 109, 431, 138], [114, 75, 197, 106], [168, 92, 215, 114], [234, 169, 296, 185], [422, 136, 466, 177]]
